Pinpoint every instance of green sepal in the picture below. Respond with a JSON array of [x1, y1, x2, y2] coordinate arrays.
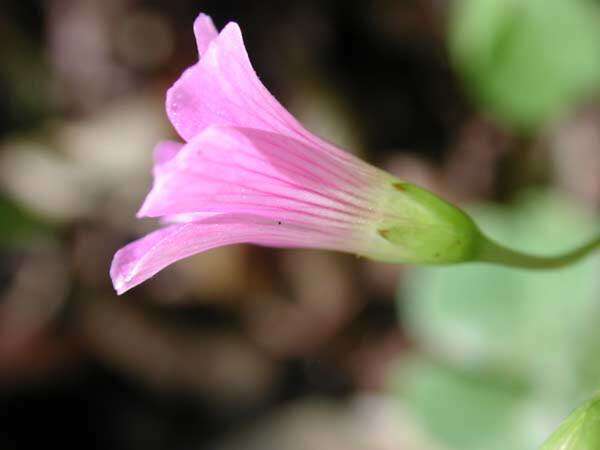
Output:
[[376, 183, 481, 264]]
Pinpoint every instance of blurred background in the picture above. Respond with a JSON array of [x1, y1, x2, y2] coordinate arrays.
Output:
[[1, 0, 599, 449]]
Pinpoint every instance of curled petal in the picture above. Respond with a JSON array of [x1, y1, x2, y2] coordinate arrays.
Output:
[[167, 21, 300, 142], [110, 213, 357, 294], [166, 16, 349, 163]]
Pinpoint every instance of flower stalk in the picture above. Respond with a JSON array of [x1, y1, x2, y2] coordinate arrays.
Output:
[[474, 233, 600, 269]]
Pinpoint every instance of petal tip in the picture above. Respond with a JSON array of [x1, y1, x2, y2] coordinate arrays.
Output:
[[110, 255, 133, 295], [136, 196, 156, 218], [136, 196, 152, 218], [219, 21, 244, 44], [193, 13, 219, 57], [113, 280, 129, 296]]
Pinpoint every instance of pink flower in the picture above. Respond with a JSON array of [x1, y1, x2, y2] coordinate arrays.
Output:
[[110, 13, 477, 294]]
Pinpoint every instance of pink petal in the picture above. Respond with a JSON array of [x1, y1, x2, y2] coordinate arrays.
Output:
[[152, 140, 183, 176], [160, 212, 219, 224], [137, 126, 391, 228], [166, 17, 351, 163], [166, 21, 290, 142], [193, 13, 218, 57], [110, 213, 356, 294], [151, 141, 217, 224]]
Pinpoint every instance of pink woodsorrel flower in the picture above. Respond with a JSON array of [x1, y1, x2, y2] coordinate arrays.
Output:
[[111, 13, 599, 294], [110, 13, 482, 294]]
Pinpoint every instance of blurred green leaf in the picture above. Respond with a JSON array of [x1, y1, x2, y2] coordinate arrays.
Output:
[[0, 195, 54, 247], [449, 0, 600, 130], [393, 358, 533, 450]]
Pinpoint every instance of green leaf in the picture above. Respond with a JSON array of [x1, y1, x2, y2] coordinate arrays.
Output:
[[449, 0, 600, 130], [393, 357, 534, 450]]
